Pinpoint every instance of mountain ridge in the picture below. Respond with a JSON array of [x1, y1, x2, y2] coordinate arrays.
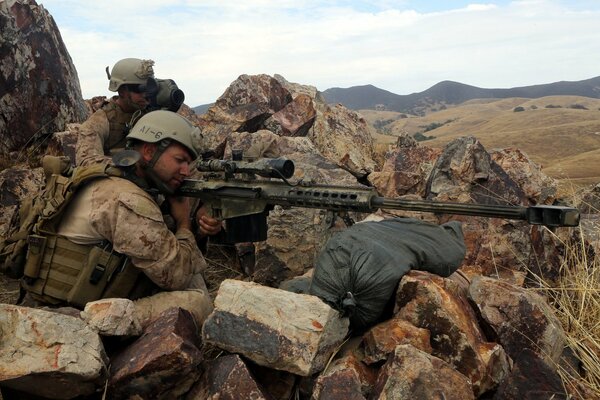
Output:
[[321, 76, 600, 115], [193, 76, 600, 115]]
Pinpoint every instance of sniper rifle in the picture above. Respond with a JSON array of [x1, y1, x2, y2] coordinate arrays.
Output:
[[176, 157, 580, 244]]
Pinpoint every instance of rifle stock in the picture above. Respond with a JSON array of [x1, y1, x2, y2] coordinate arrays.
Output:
[[177, 158, 580, 243]]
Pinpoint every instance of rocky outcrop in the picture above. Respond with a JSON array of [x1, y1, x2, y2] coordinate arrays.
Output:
[[195, 74, 376, 178], [0, 0, 87, 156]]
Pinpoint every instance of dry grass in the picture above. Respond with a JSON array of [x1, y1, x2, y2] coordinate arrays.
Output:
[[365, 95, 600, 188], [528, 225, 600, 398]]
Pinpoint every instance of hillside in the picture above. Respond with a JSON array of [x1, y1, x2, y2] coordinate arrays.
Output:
[[365, 96, 600, 187], [322, 76, 600, 115]]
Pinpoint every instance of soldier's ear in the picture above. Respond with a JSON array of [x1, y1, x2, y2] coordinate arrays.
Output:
[[139, 143, 157, 162]]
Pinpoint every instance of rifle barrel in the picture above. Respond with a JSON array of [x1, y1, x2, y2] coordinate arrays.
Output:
[[371, 197, 579, 227]]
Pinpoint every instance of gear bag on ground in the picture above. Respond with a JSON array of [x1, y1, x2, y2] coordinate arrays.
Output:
[[309, 218, 466, 331]]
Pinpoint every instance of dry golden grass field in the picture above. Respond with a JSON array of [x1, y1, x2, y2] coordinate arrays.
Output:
[[363, 95, 600, 189]]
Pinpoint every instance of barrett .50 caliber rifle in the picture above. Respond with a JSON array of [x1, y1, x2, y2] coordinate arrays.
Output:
[[177, 157, 580, 244]]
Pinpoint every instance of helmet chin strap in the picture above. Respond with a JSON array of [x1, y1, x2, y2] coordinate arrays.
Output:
[[141, 139, 176, 196]]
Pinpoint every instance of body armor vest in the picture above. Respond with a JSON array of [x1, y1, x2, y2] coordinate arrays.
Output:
[[1, 157, 155, 308], [101, 100, 135, 154]]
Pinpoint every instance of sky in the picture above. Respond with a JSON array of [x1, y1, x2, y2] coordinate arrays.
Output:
[[39, 0, 600, 107]]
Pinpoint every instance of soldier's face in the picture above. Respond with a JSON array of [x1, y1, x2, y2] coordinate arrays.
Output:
[[126, 91, 150, 110], [151, 143, 193, 190]]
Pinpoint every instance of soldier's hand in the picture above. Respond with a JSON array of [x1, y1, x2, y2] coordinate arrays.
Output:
[[168, 196, 192, 231], [195, 205, 222, 237]]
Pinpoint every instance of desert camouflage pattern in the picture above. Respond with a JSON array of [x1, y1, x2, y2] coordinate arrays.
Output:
[[76, 98, 134, 166], [57, 176, 207, 290]]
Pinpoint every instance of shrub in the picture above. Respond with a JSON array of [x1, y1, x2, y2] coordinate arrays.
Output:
[[413, 132, 435, 141], [530, 105, 538, 110], [546, 104, 562, 109], [513, 106, 525, 112], [570, 104, 589, 110]]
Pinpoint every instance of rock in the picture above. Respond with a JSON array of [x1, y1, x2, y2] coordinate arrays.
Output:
[[249, 364, 298, 400], [370, 344, 475, 400], [309, 103, 376, 178], [0, 0, 87, 155], [133, 289, 213, 330], [468, 275, 566, 364], [274, 73, 320, 100], [426, 136, 526, 204], [186, 354, 272, 400], [264, 93, 316, 137], [0, 305, 108, 399], [197, 74, 293, 152], [109, 307, 203, 399], [202, 279, 349, 376], [81, 298, 142, 336], [395, 271, 511, 396], [494, 349, 568, 400], [0, 166, 44, 237], [311, 353, 377, 399], [369, 134, 442, 198], [425, 136, 552, 280], [48, 123, 80, 163], [490, 147, 557, 205], [362, 317, 432, 364]]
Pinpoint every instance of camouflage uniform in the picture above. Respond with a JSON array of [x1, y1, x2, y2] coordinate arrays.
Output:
[[58, 176, 207, 291], [75, 97, 134, 166]]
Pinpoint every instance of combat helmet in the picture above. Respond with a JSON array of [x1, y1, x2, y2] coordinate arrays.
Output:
[[126, 109, 200, 159], [106, 58, 155, 92]]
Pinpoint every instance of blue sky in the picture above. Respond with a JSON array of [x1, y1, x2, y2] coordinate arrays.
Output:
[[40, 1, 600, 106]]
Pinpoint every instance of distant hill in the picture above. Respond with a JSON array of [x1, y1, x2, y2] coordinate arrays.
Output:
[[192, 103, 213, 115], [321, 76, 600, 115]]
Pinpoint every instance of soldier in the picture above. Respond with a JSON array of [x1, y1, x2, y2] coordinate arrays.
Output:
[[76, 58, 156, 166], [20, 110, 220, 323]]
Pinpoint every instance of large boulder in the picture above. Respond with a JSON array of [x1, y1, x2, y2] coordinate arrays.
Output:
[[0, 0, 87, 155], [202, 279, 349, 376], [0, 305, 108, 399], [370, 344, 475, 400], [425, 136, 560, 281], [395, 271, 511, 396], [468, 275, 566, 365]]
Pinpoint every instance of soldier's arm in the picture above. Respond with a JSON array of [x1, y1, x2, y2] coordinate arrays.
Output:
[[76, 110, 112, 166], [92, 188, 206, 290]]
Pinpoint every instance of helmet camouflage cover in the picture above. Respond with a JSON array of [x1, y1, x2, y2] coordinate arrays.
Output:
[[107, 58, 155, 92], [126, 110, 201, 159]]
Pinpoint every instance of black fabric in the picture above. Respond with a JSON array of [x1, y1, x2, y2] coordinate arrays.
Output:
[[309, 218, 466, 331]]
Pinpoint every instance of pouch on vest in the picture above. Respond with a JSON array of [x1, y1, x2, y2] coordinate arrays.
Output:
[[23, 235, 47, 280], [66, 245, 128, 308]]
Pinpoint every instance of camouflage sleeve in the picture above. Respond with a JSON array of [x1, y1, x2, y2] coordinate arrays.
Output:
[[91, 185, 207, 290], [76, 110, 112, 166]]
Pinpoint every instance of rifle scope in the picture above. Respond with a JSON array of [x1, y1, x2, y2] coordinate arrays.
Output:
[[196, 158, 295, 179]]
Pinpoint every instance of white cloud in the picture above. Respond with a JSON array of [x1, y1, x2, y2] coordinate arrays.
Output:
[[40, 0, 600, 106]]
